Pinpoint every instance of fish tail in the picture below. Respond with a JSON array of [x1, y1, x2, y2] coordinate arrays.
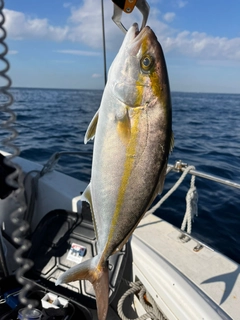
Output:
[[55, 255, 109, 320]]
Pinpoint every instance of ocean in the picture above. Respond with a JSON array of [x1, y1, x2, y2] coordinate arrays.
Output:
[[1, 88, 240, 264]]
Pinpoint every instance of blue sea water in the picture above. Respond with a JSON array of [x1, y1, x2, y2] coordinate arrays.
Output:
[[1, 88, 240, 264]]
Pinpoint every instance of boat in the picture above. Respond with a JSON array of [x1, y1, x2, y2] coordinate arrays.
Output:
[[0, 150, 239, 320], [0, 1, 239, 319]]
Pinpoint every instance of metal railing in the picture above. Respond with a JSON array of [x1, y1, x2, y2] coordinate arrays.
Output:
[[168, 160, 240, 190]]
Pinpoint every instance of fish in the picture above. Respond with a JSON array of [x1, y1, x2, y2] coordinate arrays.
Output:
[[56, 22, 173, 320]]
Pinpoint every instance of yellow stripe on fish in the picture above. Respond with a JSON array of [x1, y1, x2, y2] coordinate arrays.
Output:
[[105, 106, 142, 252], [104, 55, 148, 253]]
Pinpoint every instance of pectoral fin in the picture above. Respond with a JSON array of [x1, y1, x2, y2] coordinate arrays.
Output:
[[170, 131, 174, 153], [157, 161, 167, 195], [84, 110, 99, 144], [156, 131, 173, 194], [116, 107, 131, 145]]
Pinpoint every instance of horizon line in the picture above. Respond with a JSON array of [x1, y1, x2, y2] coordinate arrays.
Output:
[[9, 86, 240, 95]]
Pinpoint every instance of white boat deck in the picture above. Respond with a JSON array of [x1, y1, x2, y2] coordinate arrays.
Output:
[[134, 213, 239, 320]]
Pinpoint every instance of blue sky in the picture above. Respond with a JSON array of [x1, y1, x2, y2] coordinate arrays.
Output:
[[4, 0, 240, 93]]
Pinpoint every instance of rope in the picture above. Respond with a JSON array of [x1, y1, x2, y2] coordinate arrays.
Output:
[[180, 173, 198, 235], [117, 280, 167, 320], [145, 165, 196, 218]]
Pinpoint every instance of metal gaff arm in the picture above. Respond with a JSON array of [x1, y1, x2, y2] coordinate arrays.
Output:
[[112, 0, 150, 33]]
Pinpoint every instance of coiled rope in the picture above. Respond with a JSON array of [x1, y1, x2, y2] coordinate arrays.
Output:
[[180, 173, 198, 235], [118, 280, 167, 320]]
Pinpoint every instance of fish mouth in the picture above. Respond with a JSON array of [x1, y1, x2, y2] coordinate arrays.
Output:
[[126, 23, 154, 57], [131, 22, 151, 40], [122, 23, 153, 53]]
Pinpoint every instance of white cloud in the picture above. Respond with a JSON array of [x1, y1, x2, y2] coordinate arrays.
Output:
[[63, 3, 72, 8], [92, 73, 102, 78], [3, 9, 69, 41], [8, 50, 18, 55], [2, 2, 168, 50], [162, 31, 240, 61], [66, 0, 166, 49], [67, 0, 125, 49], [177, 0, 188, 8], [3, 3, 125, 49], [197, 59, 240, 67], [3, 2, 240, 63], [163, 12, 176, 22], [55, 49, 100, 56]]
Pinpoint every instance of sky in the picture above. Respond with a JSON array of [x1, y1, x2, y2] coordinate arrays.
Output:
[[3, 0, 240, 93]]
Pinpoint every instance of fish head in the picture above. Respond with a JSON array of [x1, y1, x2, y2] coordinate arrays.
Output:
[[109, 23, 171, 111]]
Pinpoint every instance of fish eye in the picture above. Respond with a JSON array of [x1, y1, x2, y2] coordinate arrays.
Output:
[[140, 55, 154, 72]]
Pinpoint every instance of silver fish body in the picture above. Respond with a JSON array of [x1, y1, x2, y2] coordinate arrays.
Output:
[[56, 23, 173, 320]]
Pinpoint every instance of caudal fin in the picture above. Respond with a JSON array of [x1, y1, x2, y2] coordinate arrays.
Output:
[[56, 255, 109, 320]]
